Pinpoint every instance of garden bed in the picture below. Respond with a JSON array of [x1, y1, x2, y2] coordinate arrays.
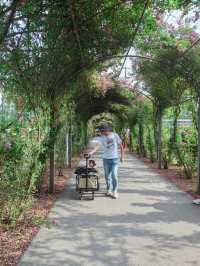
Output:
[[0, 157, 79, 266]]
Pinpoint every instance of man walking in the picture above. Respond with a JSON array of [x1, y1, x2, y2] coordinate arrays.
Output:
[[88, 124, 124, 199]]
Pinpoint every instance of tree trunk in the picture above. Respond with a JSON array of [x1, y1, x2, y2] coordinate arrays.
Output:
[[49, 101, 55, 193], [65, 130, 69, 166], [138, 123, 145, 156], [172, 106, 180, 145], [157, 107, 162, 170], [191, 100, 198, 131], [197, 93, 200, 193], [169, 106, 181, 164], [153, 105, 158, 160], [129, 129, 133, 152]]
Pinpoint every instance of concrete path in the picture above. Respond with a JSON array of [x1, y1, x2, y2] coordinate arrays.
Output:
[[19, 152, 200, 266]]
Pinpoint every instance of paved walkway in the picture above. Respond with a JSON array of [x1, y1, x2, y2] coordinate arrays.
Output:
[[19, 152, 200, 266]]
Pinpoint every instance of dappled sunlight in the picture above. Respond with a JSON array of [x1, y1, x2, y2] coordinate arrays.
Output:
[[142, 221, 200, 238], [19, 153, 200, 266], [1, 1, 200, 265]]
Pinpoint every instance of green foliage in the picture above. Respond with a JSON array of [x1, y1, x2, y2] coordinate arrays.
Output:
[[139, 47, 185, 111], [146, 126, 156, 163], [0, 113, 47, 226], [0, 0, 199, 226], [179, 47, 200, 92], [74, 73, 133, 123]]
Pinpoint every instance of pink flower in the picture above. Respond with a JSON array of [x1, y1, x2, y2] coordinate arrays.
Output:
[[4, 142, 12, 150]]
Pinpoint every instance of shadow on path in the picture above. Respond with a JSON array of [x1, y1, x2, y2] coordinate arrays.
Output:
[[19, 153, 200, 266]]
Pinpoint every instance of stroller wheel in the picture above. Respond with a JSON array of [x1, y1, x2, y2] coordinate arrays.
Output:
[[79, 192, 83, 200], [92, 192, 95, 200]]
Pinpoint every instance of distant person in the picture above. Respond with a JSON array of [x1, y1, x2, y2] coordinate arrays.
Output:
[[87, 124, 124, 199]]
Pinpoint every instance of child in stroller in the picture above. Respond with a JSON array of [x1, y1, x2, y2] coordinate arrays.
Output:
[[75, 154, 99, 200]]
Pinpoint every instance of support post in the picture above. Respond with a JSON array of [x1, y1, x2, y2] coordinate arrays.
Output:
[[49, 100, 55, 193], [68, 109, 72, 168], [157, 107, 162, 170], [65, 130, 69, 166], [197, 92, 200, 193]]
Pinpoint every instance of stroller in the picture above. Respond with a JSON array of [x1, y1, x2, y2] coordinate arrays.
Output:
[[75, 154, 100, 200]]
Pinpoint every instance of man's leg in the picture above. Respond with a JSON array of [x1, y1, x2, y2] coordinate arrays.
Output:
[[103, 159, 112, 192], [111, 159, 119, 196]]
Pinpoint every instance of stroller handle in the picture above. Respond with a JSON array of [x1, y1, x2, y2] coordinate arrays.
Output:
[[84, 153, 91, 159], [84, 154, 90, 171]]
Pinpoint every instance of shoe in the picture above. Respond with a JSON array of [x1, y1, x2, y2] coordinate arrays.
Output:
[[112, 192, 118, 199], [105, 191, 112, 197], [192, 199, 200, 205]]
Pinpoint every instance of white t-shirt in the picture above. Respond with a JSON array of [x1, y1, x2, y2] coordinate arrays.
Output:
[[95, 133, 122, 159]]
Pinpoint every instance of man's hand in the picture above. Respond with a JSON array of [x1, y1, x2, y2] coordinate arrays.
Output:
[[120, 144, 124, 163], [86, 143, 100, 157], [84, 153, 91, 159]]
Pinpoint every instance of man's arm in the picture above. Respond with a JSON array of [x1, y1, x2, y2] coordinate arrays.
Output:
[[86, 142, 101, 157], [120, 143, 124, 162], [116, 133, 124, 162]]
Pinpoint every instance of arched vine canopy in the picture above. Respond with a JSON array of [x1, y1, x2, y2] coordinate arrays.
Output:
[[1, 0, 200, 227]]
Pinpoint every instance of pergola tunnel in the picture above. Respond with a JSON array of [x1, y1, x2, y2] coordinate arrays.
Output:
[[0, 1, 200, 265]]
